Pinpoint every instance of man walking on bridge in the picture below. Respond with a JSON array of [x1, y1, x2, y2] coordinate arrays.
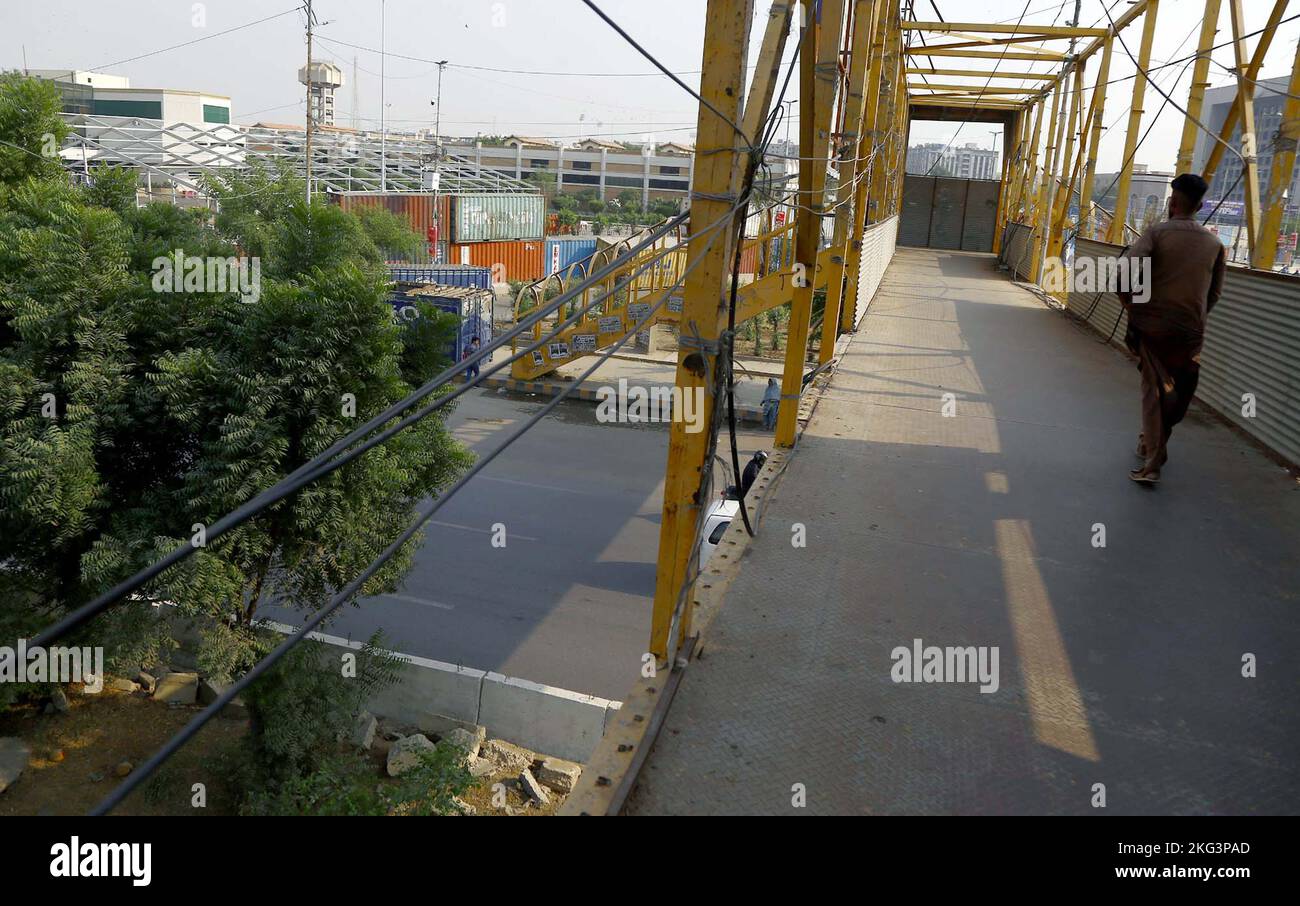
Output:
[[1120, 173, 1226, 485]]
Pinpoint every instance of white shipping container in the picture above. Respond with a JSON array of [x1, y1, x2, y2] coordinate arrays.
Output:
[[452, 193, 546, 242]]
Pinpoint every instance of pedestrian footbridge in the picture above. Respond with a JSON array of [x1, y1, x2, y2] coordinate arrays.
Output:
[[566, 240, 1300, 815]]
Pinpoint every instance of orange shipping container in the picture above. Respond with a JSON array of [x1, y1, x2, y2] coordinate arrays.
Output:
[[448, 239, 544, 283], [333, 193, 450, 246]]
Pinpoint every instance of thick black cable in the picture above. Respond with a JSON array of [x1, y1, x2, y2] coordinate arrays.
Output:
[[89, 205, 740, 815], [27, 211, 689, 649], [579, 0, 755, 152], [920, 0, 1039, 177]]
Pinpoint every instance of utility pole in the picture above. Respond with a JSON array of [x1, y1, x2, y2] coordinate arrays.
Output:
[[433, 60, 448, 146], [304, 0, 316, 203], [380, 0, 387, 192]]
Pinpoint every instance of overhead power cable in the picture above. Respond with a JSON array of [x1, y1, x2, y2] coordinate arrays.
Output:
[[28, 210, 690, 650], [90, 187, 750, 815]]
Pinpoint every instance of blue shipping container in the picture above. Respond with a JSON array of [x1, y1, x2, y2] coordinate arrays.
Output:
[[544, 237, 599, 277], [388, 263, 492, 290], [390, 283, 494, 364]]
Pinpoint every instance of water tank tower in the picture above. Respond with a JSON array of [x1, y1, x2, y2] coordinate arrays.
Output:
[[298, 61, 344, 127]]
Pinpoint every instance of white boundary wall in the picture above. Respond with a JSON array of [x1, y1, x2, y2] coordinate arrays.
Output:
[[263, 623, 621, 762]]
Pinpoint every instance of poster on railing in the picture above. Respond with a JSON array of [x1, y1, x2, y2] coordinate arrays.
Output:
[[599, 316, 623, 335], [548, 342, 570, 360], [572, 334, 597, 353]]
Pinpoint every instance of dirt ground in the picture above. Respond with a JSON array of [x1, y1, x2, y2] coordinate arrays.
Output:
[[0, 687, 246, 816], [1, 689, 565, 816]]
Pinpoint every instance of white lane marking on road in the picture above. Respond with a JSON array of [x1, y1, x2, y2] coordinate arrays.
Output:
[[428, 519, 538, 542], [379, 594, 455, 611], [479, 475, 593, 496]]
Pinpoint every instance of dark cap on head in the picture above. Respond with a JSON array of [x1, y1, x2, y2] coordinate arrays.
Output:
[[1170, 172, 1209, 207]]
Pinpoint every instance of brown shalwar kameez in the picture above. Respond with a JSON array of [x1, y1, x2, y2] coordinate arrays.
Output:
[[1122, 216, 1226, 478]]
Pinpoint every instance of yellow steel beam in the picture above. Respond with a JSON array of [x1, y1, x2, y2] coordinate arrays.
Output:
[[775, 0, 845, 447], [1201, 0, 1289, 181], [1253, 30, 1300, 268], [842, 0, 888, 330], [1174, 0, 1222, 175], [1019, 98, 1050, 224], [1046, 61, 1086, 268], [906, 67, 1055, 80], [888, 49, 909, 216], [1107, 0, 1159, 244], [1029, 77, 1064, 281], [1052, 66, 1097, 251], [908, 45, 1065, 61], [903, 21, 1107, 37], [908, 96, 1027, 107], [648, 0, 755, 663], [906, 83, 1037, 93], [821, 0, 878, 364], [1078, 0, 1151, 61], [867, 0, 900, 222], [1248, 28, 1300, 266], [999, 107, 1028, 234], [742, 1, 796, 142], [1228, 0, 1262, 263], [992, 109, 1022, 255], [1077, 37, 1112, 239], [859, 0, 890, 226]]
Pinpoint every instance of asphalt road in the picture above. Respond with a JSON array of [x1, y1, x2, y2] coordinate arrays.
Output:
[[262, 387, 768, 701]]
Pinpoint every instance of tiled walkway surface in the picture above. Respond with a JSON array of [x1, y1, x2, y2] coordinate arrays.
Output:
[[628, 248, 1300, 815]]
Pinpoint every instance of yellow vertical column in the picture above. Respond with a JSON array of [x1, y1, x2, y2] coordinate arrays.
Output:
[[1252, 34, 1300, 269], [1175, 0, 1223, 175], [649, 0, 756, 662], [775, 0, 846, 447], [820, 0, 878, 362], [1029, 78, 1063, 282], [1078, 38, 1113, 240], [1228, 0, 1263, 263], [839, 0, 886, 332], [1107, 0, 1160, 244]]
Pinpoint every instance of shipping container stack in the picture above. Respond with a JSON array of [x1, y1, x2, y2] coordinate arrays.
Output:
[[332, 190, 549, 283]]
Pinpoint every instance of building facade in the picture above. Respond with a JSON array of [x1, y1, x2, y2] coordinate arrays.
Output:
[[1192, 76, 1300, 219], [29, 70, 231, 124], [906, 142, 999, 180], [446, 136, 696, 206]]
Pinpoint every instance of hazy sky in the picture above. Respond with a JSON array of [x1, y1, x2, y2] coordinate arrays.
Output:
[[6, 0, 1300, 172]]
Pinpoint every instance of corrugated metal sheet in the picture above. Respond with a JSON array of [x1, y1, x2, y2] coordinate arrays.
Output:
[[545, 236, 599, 276], [962, 181, 1000, 253], [389, 264, 491, 289], [450, 238, 544, 282], [929, 178, 966, 250], [899, 175, 934, 247], [1068, 236, 1300, 465], [851, 214, 899, 327], [390, 283, 494, 363], [1000, 221, 1034, 279], [334, 192, 450, 247], [451, 193, 545, 242]]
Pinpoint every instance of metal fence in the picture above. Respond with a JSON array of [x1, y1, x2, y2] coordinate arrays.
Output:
[[1067, 237, 1300, 466]]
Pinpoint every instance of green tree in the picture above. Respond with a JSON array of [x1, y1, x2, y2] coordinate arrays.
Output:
[[0, 75, 473, 687], [0, 72, 67, 184]]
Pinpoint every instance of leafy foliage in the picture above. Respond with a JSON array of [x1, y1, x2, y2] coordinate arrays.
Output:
[[0, 74, 473, 695], [0, 72, 67, 184]]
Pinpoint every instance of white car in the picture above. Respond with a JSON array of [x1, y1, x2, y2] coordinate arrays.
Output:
[[699, 496, 740, 569]]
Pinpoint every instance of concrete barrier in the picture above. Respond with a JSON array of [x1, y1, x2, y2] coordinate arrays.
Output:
[[262, 623, 619, 762], [479, 672, 619, 763]]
